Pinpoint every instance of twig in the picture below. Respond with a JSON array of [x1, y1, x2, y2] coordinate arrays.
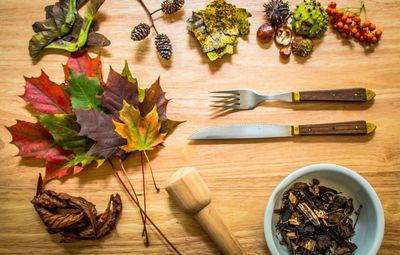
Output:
[[136, 0, 159, 34], [144, 151, 160, 192], [118, 158, 149, 244], [108, 159, 182, 255], [140, 152, 148, 239], [150, 8, 162, 16]]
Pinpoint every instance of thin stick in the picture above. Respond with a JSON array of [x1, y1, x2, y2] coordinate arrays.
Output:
[[109, 159, 182, 255], [150, 8, 162, 16], [119, 159, 149, 243], [143, 151, 160, 192], [136, 0, 159, 34], [140, 152, 148, 238]]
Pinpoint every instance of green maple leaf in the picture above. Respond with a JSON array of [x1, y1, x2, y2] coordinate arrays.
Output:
[[65, 153, 104, 168], [68, 69, 103, 111], [37, 114, 93, 154]]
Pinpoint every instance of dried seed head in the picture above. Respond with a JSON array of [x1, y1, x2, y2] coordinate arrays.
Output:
[[154, 33, 172, 60], [131, 23, 151, 41], [161, 0, 185, 14], [291, 37, 313, 57], [263, 0, 290, 27]]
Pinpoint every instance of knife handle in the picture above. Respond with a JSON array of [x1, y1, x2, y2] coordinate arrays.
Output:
[[293, 88, 375, 102], [294, 121, 376, 136]]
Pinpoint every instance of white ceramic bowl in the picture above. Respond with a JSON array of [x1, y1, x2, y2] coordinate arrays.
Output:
[[264, 164, 384, 255]]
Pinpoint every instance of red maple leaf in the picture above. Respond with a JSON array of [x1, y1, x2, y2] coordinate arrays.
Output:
[[63, 51, 103, 84], [7, 120, 81, 182], [21, 71, 72, 114]]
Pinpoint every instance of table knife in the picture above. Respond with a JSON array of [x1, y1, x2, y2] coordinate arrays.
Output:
[[188, 121, 376, 140]]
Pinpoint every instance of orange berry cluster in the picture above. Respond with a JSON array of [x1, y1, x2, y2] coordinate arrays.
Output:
[[326, 2, 382, 45]]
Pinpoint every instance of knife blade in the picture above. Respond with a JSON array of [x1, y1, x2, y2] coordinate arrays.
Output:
[[188, 121, 376, 140]]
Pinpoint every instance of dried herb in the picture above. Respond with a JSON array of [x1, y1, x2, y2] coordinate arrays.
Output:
[[32, 174, 121, 242], [187, 0, 251, 61], [7, 52, 182, 254], [275, 179, 360, 255], [29, 0, 110, 60], [130, 0, 185, 60]]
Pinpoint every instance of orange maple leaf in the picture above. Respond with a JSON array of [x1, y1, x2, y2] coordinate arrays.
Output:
[[113, 100, 166, 152]]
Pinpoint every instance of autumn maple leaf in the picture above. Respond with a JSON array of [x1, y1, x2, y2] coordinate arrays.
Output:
[[63, 51, 104, 84], [21, 71, 72, 114], [113, 101, 166, 152], [6, 120, 82, 182]]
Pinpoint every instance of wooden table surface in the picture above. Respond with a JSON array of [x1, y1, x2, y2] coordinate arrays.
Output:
[[0, 0, 399, 254]]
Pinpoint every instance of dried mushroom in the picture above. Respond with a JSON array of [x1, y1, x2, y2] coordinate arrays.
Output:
[[275, 179, 361, 255], [31, 174, 122, 242]]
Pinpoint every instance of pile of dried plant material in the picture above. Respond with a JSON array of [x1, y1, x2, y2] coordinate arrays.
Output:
[[31, 174, 122, 242], [274, 179, 361, 255]]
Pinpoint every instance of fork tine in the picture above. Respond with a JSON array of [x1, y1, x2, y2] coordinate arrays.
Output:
[[210, 100, 239, 104], [210, 95, 239, 99], [210, 90, 240, 94], [210, 104, 240, 109]]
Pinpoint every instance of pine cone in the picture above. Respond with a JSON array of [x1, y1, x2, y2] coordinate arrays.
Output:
[[154, 33, 172, 60], [131, 23, 151, 41], [161, 0, 184, 14]]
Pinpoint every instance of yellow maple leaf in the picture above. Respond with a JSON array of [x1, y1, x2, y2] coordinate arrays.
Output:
[[113, 100, 166, 152]]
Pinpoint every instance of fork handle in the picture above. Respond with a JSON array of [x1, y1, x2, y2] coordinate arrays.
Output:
[[294, 88, 375, 102], [294, 121, 376, 136]]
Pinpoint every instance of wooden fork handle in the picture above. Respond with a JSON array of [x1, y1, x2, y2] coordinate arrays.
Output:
[[293, 121, 376, 136], [293, 88, 375, 102]]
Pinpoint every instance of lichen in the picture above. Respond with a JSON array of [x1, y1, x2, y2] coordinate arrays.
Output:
[[187, 0, 251, 61]]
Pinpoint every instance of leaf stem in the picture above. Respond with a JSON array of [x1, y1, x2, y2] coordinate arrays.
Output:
[[135, 0, 159, 34], [118, 158, 149, 244], [140, 152, 148, 243], [144, 151, 160, 192], [108, 159, 181, 254]]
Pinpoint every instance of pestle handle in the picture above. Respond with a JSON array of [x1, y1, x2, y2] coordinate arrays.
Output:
[[195, 204, 244, 255], [166, 167, 244, 255]]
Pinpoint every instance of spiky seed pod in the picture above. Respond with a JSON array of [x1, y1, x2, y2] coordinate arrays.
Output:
[[131, 23, 151, 41], [263, 0, 290, 27], [161, 0, 185, 14], [291, 0, 328, 38], [291, 37, 314, 57], [154, 33, 172, 60]]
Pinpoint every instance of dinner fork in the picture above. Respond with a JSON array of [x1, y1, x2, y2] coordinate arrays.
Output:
[[210, 88, 376, 110]]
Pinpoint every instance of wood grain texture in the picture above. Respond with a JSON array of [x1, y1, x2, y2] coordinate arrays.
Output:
[[298, 121, 368, 135], [298, 88, 368, 101], [0, 0, 399, 254]]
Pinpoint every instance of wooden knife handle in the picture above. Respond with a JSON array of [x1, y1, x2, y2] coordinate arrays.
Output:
[[294, 88, 375, 102], [295, 121, 376, 136]]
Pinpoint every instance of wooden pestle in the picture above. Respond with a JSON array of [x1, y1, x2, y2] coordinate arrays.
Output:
[[165, 167, 244, 255]]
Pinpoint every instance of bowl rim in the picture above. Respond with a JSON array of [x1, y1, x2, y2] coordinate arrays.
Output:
[[264, 163, 385, 255]]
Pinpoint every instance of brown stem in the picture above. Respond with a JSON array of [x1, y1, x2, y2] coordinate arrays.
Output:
[[136, 0, 159, 34], [150, 8, 162, 16], [118, 159, 149, 244], [144, 151, 160, 192], [108, 159, 182, 255], [140, 152, 148, 239]]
